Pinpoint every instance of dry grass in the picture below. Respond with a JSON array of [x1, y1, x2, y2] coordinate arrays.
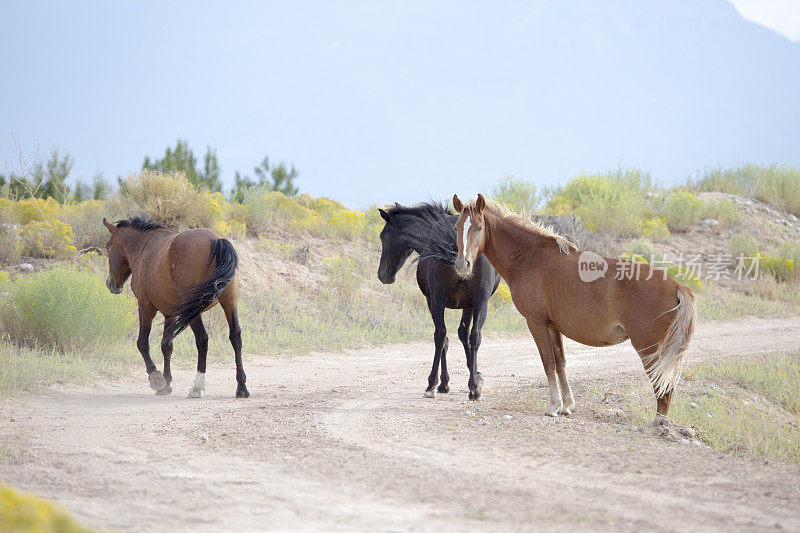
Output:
[[627, 353, 800, 463], [116, 170, 223, 229], [693, 163, 800, 216]]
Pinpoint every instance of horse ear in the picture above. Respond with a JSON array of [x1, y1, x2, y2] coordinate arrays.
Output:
[[103, 218, 116, 233], [476, 194, 486, 213], [452, 195, 463, 213], [378, 208, 390, 222]]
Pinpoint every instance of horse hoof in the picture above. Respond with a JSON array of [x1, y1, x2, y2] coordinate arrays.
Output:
[[149, 371, 166, 391], [155, 386, 172, 396], [558, 406, 572, 416], [545, 405, 560, 417], [423, 390, 436, 399], [468, 390, 481, 401], [187, 387, 203, 399], [437, 384, 450, 394], [236, 385, 250, 398]]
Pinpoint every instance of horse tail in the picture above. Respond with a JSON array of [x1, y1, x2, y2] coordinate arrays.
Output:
[[169, 238, 239, 338], [645, 285, 697, 398]]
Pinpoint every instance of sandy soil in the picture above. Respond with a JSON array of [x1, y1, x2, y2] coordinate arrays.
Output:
[[2, 316, 800, 532]]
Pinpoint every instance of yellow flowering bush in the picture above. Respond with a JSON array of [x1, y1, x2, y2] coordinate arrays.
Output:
[[11, 197, 58, 224], [0, 484, 94, 533], [20, 219, 77, 259], [329, 209, 367, 240], [489, 282, 513, 312], [641, 216, 670, 241]]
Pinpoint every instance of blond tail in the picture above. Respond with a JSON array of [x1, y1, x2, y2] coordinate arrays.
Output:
[[644, 286, 697, 398]]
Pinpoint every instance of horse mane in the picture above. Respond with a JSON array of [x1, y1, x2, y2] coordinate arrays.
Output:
[[385, 201, 458, 263], [467, 198, 577, 255], [115, 215, 168, 232]]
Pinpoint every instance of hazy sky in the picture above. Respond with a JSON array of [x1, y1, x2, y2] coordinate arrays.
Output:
[[2, 1, 799, 207], [730, 0, 800, 40]]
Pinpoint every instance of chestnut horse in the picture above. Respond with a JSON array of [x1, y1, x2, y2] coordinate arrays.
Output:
[[103, 216, 248, 398], [452, 194, 695, 417]]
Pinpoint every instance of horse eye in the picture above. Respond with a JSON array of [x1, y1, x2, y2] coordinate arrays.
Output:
[[476, 226, 483, 231]]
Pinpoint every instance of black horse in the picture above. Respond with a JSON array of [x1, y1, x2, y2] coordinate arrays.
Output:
[[377, 202, 501, 400]]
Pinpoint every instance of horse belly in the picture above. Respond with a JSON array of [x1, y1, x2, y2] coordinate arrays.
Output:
[[553, 316, 629, 347]]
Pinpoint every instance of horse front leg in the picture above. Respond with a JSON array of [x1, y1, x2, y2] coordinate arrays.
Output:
[[527, 319, 563, 417], [136, 304, 165, 391], [549, 327, 574, 415], [424, 297, 448, 398], [468, 302, 488, 401], [457, 308, 473, 371]]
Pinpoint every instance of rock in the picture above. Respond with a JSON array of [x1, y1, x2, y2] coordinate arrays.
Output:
[[18, 263, 33, 273], [680, 427, 696, 439], [503, 414, 513, 420], [690, 439, 703, 447], [680, 438, 691, 446], [688, 402, 699, 409], [605, 408, 624, 415], [790, 214, 798, 222], [699, 218, 719, 227], [199, 434, 209, 443], [465, 410, 474, 417]]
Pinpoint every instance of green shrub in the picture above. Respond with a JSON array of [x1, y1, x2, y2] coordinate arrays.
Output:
[[0, 210, 20, 265], [662, 190, 704, 232], [0, 484, 95, 533], [0, 266, 136, 351], [702, 197, 742, 227], [117, 170, 222, 229], [491, 175, 538, 213], [323, 253, 363, 302], [546, 169, 649, 237], [730, 232, 759, 259], [19, 219, 77, 259], [625, 237, 658, 261]]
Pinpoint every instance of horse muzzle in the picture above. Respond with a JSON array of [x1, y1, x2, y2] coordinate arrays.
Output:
[[106, 278, 123, 294], [454, 257, 473, 278], [377, 270, 395, 284]]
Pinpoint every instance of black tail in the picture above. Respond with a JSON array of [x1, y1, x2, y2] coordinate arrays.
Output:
[[169, 238, 238, 338]]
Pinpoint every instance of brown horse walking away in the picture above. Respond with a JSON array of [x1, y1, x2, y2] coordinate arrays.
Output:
[[103, 216, 249, 398], [451, 195, 695, 418]]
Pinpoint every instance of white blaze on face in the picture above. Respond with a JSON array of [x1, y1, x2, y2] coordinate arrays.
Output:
[[459, 215, 472, 262]]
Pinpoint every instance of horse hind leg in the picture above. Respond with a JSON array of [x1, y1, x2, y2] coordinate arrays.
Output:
[[218, 289, 248, 398], [550, 327, 574, 415], [156, 317, 176, 396], [187, 316, 208, 398]]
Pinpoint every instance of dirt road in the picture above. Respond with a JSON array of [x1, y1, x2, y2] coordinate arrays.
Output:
[[2, 317, 800, 532]]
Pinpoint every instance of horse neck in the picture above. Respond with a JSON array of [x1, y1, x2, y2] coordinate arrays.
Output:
[[482, 212, 550, 284], [118, 229, 158, 268], [395, 213, 445, 256]]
